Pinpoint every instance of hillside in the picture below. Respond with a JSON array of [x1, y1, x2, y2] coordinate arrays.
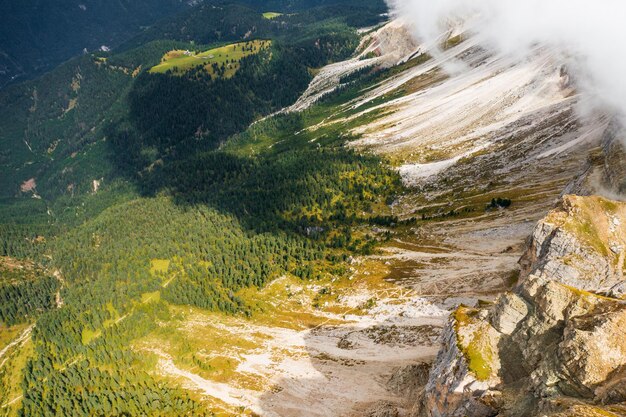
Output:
[[148, 40, 272, 78], [1, 3, 626, 417], [0, 0, 386, 89], [0, 1, 397, 415], [0, 0, 194, 89]]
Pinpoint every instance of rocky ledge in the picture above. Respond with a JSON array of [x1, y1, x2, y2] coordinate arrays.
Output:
[[420, 195, 626, 417], [520, 195, 626, 296]]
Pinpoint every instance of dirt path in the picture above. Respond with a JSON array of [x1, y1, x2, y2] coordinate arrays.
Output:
[[0, 395, 22, 409], [0, 325, 33, 368], [154, 351, 265, 412]]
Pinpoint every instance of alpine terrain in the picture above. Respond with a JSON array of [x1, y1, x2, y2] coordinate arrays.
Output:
[[0, 1, 625, 416]]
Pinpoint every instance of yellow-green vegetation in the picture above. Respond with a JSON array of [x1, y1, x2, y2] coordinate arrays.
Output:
[[262, 12, 283, 19], [149, 40, 272, 78], [136, 306, 264, 388], [135, 284, 389, 400], [233, 256, 409, 329], [235, 274, 347, 329], [83, 292, 161, 346], [560, 283, 619, 302], [131, 255, 406, 393], [548, 196, 626, 259], [442, 34, 465, 50], [141, 291, 161, 304], [0, 323, 29, 351], [0, 338, 34, 415], [81, 327, 101, 345], [454, 306, 497, 381], [102, 302, 121, 327], [150, 258, 170, 275], [550, 404, 624, 417]]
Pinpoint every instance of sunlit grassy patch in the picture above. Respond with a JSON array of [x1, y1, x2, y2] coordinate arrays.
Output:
[[150, 258, 170, 275], [135, 308, 267, 388], [236, 275, 347, 330], [81, 328, 101, 345], [102, 301, 121, 327], [262, 12, 283, 19], [0, 337, 33, 414], [0, 323, 29, 351], [149, 40, 272, 78], [141, 291, 161, 304], [454, 306, 497, 381]]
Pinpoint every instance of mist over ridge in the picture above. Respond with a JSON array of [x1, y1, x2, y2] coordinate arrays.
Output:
[[386, 0, 626, 123]]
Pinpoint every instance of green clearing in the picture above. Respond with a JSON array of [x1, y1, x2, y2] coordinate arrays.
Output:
[[141, 291, 161, 304], [102, 302, 121, 327], [150, 258, 170, 275], [0, 337, 33, 415], [148, 40, 272, 78], [81, 328, 102, 345], [262, 12, 283, 19]]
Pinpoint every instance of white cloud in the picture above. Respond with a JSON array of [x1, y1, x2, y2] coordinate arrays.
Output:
[[386, 0, 626, 120]]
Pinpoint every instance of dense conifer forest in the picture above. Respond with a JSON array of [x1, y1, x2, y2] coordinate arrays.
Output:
[[0, 0, 399, 415]]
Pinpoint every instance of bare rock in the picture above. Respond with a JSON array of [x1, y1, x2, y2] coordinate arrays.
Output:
[[363, 401, 400, 417], [600, 120, 626, 194], [387, 362, 431, 396], [519, 195, 626, 293], [423, 196, 626, 416], [422, 311, 500, 417], [489, 292, 529, 335], [559, 302, 626, 402]]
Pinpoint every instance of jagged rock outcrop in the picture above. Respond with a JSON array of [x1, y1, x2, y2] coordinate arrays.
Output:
[[520, 195, 626, 295], [422, 309, 501, 417], [386, 362, 433, 417], [512, 275, 626, 401], [561, 120, 626, 198], [422, 195, 626, 417], [601, 121, 626, 195]]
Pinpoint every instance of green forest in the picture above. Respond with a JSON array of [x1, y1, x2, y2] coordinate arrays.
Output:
[[0, 0, 401, 415]]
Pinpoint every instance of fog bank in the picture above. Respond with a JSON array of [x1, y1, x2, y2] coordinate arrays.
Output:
[[386, 0, 626, 121]]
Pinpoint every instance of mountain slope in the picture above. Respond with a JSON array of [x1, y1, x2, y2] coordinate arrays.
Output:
[[1, 10, 626, 417], [0, 0, 198, 89], [423, 195, 626, 417], [0, 2, 400, 416]]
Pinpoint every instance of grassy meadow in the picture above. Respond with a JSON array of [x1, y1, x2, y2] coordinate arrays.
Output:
[[149, 40, 272, 78], [262, 12, 283, 19]]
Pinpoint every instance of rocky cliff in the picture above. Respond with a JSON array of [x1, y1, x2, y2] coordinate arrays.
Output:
[[520, 195, 626, 296], [601, 123, 626, 195], [421, 195, 626, 417]]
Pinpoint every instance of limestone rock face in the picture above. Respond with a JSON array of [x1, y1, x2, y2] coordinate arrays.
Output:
[[520, 195, 626, 294], [559, 304, 626, 403], [422, 195, 626, 417], [489, 292, 528, 335], [424, 275, 626, 416], [601, 121, 626, 194], [422, 309, 501, 417]]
